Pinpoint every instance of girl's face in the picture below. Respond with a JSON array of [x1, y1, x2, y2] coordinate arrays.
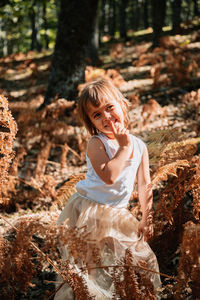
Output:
[[87, 98, 125, 138]]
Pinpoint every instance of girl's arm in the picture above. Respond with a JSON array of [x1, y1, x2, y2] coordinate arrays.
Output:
[[136, 145, 153, 241], [87, 123, 132, 184]]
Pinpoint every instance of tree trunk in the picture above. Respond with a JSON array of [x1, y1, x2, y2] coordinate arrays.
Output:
[[136, 0, 141, 30], [54, 0, 60, 18], [143, 0, 149, 29], [151, 0, 166, 47], [42, 0, 49, 49], [88, 1, 100, 66], [108, 0, 116, 38], [36, 2, 42, 51], [43, 0, 99, 106], [131, 0, 141, 31], [119, 0, 128, 39], [100, 0, 107, 36], [193, 0, 199, 16], [171, 0, 182, 34], [0, 18, 8, 56], [30, 1, 37, 50], [186, 0, 192, 21]]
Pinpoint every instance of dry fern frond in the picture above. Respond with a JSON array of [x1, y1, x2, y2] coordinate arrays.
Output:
[[24, 174, 57, 200], [181, 89, 200, 108], [175, 221, 200, 299], [0, 234, 12, 297], [112, 249, 156, 300], [160, 137, 200, 166], [186, 155, 200, 220], [53, 173, 86, 209], [154, 153, 200, 236], [60, 144, 69, 172], [34, 140, 52, 180], [0, 94, 17, 205], [57, 261, 93, 300], [190, 176, 200, 221], [0, 217, 44, 298], [154, 165, 190, 234], [41, 98, 75, 119], [10, 145, 27, 176], [143, 129, 182, 167], [152, 160, 190, 186]]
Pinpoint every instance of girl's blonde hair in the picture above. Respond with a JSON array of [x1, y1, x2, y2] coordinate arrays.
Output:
[[78, 77, 130, 135]]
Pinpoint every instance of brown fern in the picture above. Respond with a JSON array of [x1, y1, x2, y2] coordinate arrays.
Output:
[[57, 260, 93, 300], [0, 94, 17, 206], [186, 155, 200, 220], [152, 160, 190, 186], [175, 221, 200, 299], [160, 137, 199, 166], [112, 250, 156, 300], [53, 173, 86, 209], [144, 129, 182, 168], [34, 139, 52, 180], [154, 154, 200, 235], [60, 144, 69, 172]]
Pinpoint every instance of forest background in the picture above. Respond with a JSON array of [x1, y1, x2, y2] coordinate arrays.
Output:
[[0, 0, 200, 299]]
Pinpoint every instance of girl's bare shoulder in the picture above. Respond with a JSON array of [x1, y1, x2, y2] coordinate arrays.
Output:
[[87, 136, 106, 157]]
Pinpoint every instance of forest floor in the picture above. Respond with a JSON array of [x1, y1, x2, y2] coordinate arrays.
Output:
[[0, 28, 200, 299]]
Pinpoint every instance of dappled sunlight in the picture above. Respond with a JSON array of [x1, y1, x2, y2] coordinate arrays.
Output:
[[186, 41, 200, 49], [120, 78, 153, 92], [5, 68, 32, 81]]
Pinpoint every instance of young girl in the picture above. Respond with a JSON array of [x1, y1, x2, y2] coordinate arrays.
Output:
[[55, 78, 161, 299]]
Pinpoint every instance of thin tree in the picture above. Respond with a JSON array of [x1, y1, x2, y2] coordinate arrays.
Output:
[[143, 0, 149, 29], [193, 0, 199, 16], [42, 0, 49, 49], [109, 0, 116, 38], [119, 0, 129, 39], [171, 0, 182, 34], [29, 0, 41, 51]]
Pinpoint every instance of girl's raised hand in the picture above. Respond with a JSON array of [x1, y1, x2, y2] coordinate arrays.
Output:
[[109, 121, 131, 148]]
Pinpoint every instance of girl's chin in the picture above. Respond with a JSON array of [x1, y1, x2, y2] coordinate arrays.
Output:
[[103, 127, 112, 133], [102, 131, 115, 139]]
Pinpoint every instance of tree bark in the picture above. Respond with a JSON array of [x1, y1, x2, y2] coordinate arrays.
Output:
[[0, 18, 8, 56], [143, 0, 149, 29], [186, 0, 192, 21], [43, 0, 99, 106], [151, 0, 166, 47], [171, 0, 182, 34], [88, 1, 100, 66], [119, 0, 128, 39], [108, 0, 116, 37], [135, 0, 141, 30], [131, 0, 141, 31], [29, 1, 37, 50], [193, 0, 199, 16], [42, 0, 49, 49], [100, 0, 107, 36]]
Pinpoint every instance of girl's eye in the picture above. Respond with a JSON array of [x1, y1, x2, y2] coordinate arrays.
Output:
[[107, 105, 113, 110], [94, 113, 100, 119]]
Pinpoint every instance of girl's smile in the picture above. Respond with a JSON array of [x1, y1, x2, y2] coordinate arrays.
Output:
[[87, 98, 125, 138]]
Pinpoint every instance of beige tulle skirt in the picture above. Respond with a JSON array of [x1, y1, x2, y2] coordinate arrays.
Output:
[[54, 193, 161, 300]]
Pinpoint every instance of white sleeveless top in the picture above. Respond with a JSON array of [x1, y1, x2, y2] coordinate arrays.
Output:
[[76, 133, 146, 208]]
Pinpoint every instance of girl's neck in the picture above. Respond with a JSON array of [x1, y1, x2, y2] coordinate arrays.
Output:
[[101, 132, 119, 147], [101, 132, 115, 140]]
